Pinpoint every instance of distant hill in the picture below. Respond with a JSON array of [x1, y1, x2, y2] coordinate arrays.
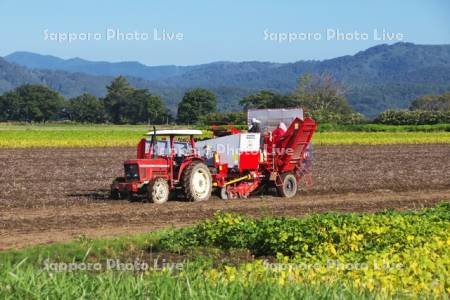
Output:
[[0, 58, 248, 113], [5, 51, 194, 80], [3, 42, 450, 117], [0, 57, 113, 97]]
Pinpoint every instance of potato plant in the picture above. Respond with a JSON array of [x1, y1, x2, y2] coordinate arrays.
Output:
[[161, 203, 450, 297]]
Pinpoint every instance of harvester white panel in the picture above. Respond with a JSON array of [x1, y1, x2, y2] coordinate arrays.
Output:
[[196, 133, 260, 168], [248, 108, 303, 131]]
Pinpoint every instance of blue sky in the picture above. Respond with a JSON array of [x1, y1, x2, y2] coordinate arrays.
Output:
[[0, 0, 449, 65]]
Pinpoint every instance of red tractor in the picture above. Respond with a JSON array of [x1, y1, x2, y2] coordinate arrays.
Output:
[[111, 109, 316, 203], [111, 129, 212, 203]]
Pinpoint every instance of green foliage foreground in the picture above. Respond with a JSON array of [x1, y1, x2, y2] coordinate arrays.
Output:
[[161, 202, 450, 297], [0, 203, 449, 299]]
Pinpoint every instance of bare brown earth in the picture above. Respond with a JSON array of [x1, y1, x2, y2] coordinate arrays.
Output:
[[0, 144, 449, 250]]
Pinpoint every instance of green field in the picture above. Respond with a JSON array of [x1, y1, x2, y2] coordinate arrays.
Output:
[[1, 123, 450, 148], [1, 203, 449, 299], [316, 123, 450, 132]]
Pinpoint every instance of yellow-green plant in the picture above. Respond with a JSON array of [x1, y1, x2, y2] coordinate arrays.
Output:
[[161, 203, 450, 297]]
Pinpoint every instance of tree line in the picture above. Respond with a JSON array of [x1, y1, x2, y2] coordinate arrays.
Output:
[[0, 76, 169, 124], [1, 74, 449, 125], [375, 92, 450, 125]]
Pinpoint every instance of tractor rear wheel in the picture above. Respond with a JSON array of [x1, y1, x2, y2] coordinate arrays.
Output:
[[183, 162, 212, 202], [148, 178, 170, 204], [277, 173, 298, 198]]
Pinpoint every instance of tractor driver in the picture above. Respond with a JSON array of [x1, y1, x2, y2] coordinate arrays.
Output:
[[249, 118, 262, 133], [272, 122, 287, 144]]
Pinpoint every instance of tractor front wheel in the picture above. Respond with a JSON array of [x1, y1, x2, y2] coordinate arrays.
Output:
[[110, 177, 126, 200], [183, 162, 212, 202], [148, 178, 170, 204], [277, 173, 298, 198]]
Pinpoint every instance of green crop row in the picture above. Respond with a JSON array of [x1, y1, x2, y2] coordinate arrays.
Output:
[[0, 266, 377, 299], [312, 131, 450, 145], [0, 123, 449, 148]]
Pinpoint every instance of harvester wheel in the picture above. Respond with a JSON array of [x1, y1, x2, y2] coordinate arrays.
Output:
[[148, 178, 170, 204], [277, 173, 298, 198], [183, 162, 212, 202]]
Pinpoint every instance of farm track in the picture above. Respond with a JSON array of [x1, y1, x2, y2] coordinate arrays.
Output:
[[0, 144, 449, 250]]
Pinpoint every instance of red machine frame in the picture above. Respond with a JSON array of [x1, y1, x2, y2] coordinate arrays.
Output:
[[214, 116, 316, 199]]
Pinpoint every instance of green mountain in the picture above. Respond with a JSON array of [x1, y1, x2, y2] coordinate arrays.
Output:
[[0, 57, 246, 113], [5, 51, 193, 80], [3, 42, 450, 117]]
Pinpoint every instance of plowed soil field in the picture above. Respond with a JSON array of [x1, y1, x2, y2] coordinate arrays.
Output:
[[0, 144, 449, 250]]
